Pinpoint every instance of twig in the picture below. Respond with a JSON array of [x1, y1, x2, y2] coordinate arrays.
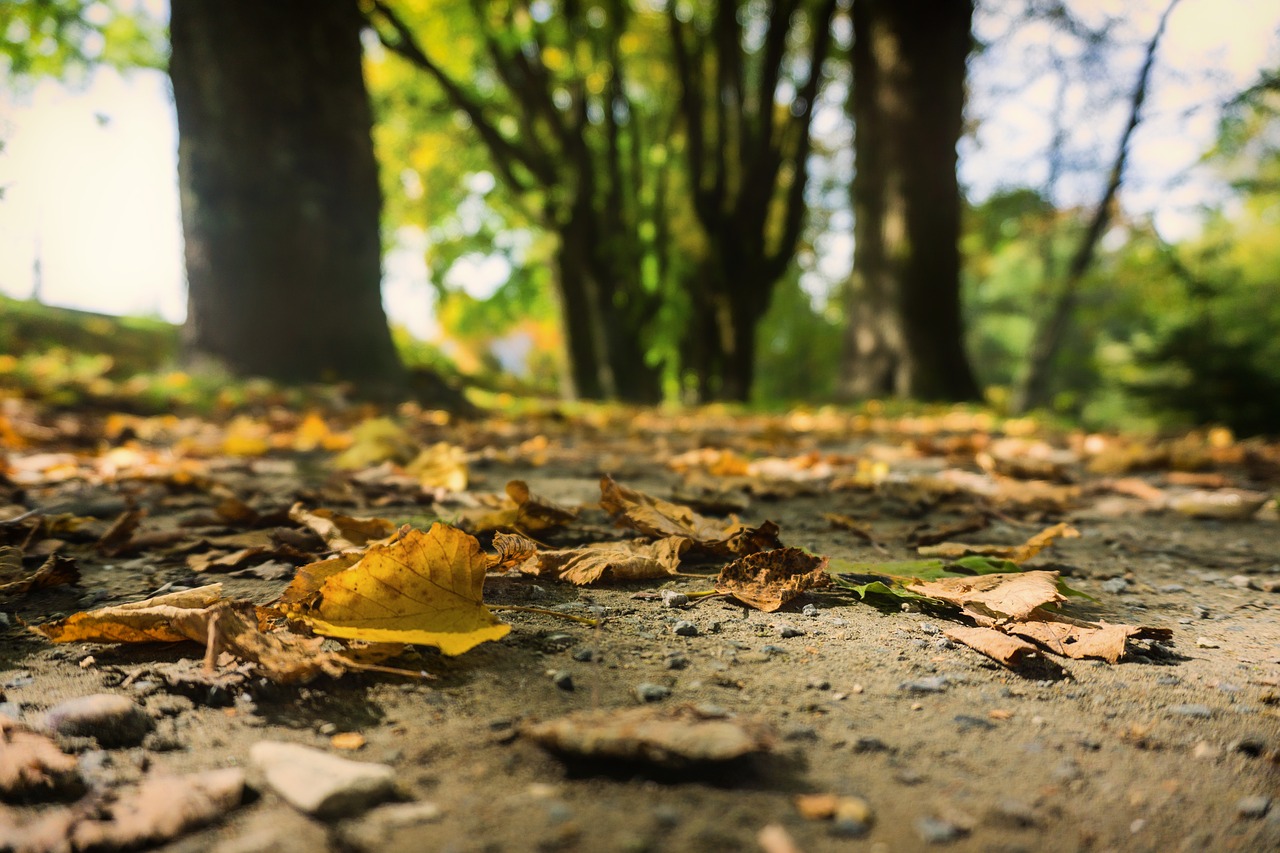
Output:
[[488, 604, 600, 626]]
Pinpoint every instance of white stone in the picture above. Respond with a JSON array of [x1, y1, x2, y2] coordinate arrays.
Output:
[[250, 740, 395, 819]]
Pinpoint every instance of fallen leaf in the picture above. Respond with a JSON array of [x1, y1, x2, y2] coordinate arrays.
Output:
[[506, 480, 580, 530], [187, 545, 309, 574], [715, 548, 829, 612], [943, 625, 1046, 669], [283, 523, 510, 655], [601, 476, 781, 556], [522, 704, 774, 767], [34, 585, 226, 644], [0, 552, 78, 600], [1166, 489, 1268, 520], [1007, 615, 1174, 663], [488, 531, 539, 571], [95, 508, 145, 556], [906, 571, 1065, 624], [333, 417, 418, 469], [519, 537, 689, 585], [288, 503, 396, 552], [0, 715, 83, 800], [908, 515, 990, 547], [404, 442, 468, 492], [917, 522, 1079, 563]]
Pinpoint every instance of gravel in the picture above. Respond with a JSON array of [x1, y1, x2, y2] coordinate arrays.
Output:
[[672, 620, 699, 637], [634, 683, 671, 703]]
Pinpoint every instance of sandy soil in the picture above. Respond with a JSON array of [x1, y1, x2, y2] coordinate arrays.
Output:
[[2, 408, 1278, 852]]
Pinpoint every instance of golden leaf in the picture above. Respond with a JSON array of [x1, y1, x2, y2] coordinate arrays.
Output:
[[284, 524, 509, 655], [405, 442, 468, 492]]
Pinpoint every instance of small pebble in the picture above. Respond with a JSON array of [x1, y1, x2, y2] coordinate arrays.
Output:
[[776, 625, 805, 638], [1167, 703, 1214, 719], [915, 816, 966, 844], [801, 603, 820, 617], [664, 652, 690, 670], [1101, 578, 1130, 594], [919, 622, 940, 635], [900, 676, 949, 694], [761, 644, 787, 655], [953, 714, 994, 731], [1228, 574, 1253, 589], [43, 694, 153, 748], [932, 638, 955, 651], [250, 740, 395, 818], [551, 670, 574, 691], [672, 620, 699, 637], [1236, 795, 1271, 819], [1158, 584, 1186, 593], [1196, 637, 1220, 649], [661, 590, 689, 607], [635, 683, 671, 703], [571, 647, 597, 663], [1229, 735, 1266, 757], [1192, 604, 1211, 619]]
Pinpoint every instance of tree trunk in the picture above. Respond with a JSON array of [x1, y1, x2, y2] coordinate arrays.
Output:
[[171, 0, 405, 391], [840, 0, 980, 402]]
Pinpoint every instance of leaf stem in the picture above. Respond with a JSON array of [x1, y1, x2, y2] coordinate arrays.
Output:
[[488, 604, 600, 626]]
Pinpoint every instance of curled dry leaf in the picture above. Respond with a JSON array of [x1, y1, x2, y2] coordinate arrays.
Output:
[[282, 523, 510, 656], [489, 531, 539, 571], [519, 537, 689, 585], [34, 584, 226, 644], [916, 522, 1079, 563], [906, 570, 1065, 624], [455, 481, 578, 535], [522, 704, 774, 767], [600, 475, 781, 556], [288, 503, 396, 552], [1007, 616, 1173, 663], [715, 548, 830, 612], [0, 552, 78, 600]]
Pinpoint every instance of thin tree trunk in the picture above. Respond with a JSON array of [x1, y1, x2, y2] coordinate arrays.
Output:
[[1012, 0, 1179, 414], [171, 0, 404, 391], [840, 0, 980, 401]]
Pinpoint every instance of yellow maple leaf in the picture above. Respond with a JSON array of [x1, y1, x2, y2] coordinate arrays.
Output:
[[285, 524, 510, 655]]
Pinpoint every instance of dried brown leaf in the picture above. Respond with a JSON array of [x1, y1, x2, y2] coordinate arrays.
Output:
[[288, 504, 395, 552], [943, 625, 1045, 668], [0, 552, 78, 600], [521, 537, 689, 585], [906, 571, 1065, 624], [600, 476, 781, 556], [715, 548, 829, 612], [917, 522, 1079, 563], [1007, 616, 1173, 663]]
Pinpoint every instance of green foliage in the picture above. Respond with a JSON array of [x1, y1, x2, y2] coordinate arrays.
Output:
[[0, 0, 165, 84], [752, 272, 842, 403]]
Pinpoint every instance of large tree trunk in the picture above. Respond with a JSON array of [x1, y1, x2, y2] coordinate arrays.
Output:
[[840, 0, 980, 402], [171, 0, 404, 391]]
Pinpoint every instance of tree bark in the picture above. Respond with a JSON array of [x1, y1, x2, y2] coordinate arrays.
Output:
[[1011, 0, 1178, 414], [171, 0, 405, 391], [840, 0, 980, 402]]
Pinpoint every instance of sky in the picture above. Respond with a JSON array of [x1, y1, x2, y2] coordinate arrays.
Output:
[[0, 0, 1277, 332]]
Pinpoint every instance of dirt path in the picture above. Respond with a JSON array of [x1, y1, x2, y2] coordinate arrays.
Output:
[[2, 406, 1278, 851]]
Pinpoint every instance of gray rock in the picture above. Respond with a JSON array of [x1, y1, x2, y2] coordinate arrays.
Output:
[[661, 590, 689, 607], [776, 625, 805, 638], [915, 816, 967, 844], [43, 694, 152, 748], [672, 620, 699, 637], [571, 647, 597, 662], [1237, 795, 1271, 819], [1101, 578, 1130, 594], [900, 676, 949, 694], [250, 740, 396, 819], [664, 652, 690, 670], [551, 670, 574, 691], [801, 603, 820, 617], [635, 683, 672, 703], [1167, 703, 1214, 719]]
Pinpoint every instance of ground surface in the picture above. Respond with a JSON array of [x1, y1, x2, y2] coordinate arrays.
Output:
[[2, 400, 1278, 852]]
